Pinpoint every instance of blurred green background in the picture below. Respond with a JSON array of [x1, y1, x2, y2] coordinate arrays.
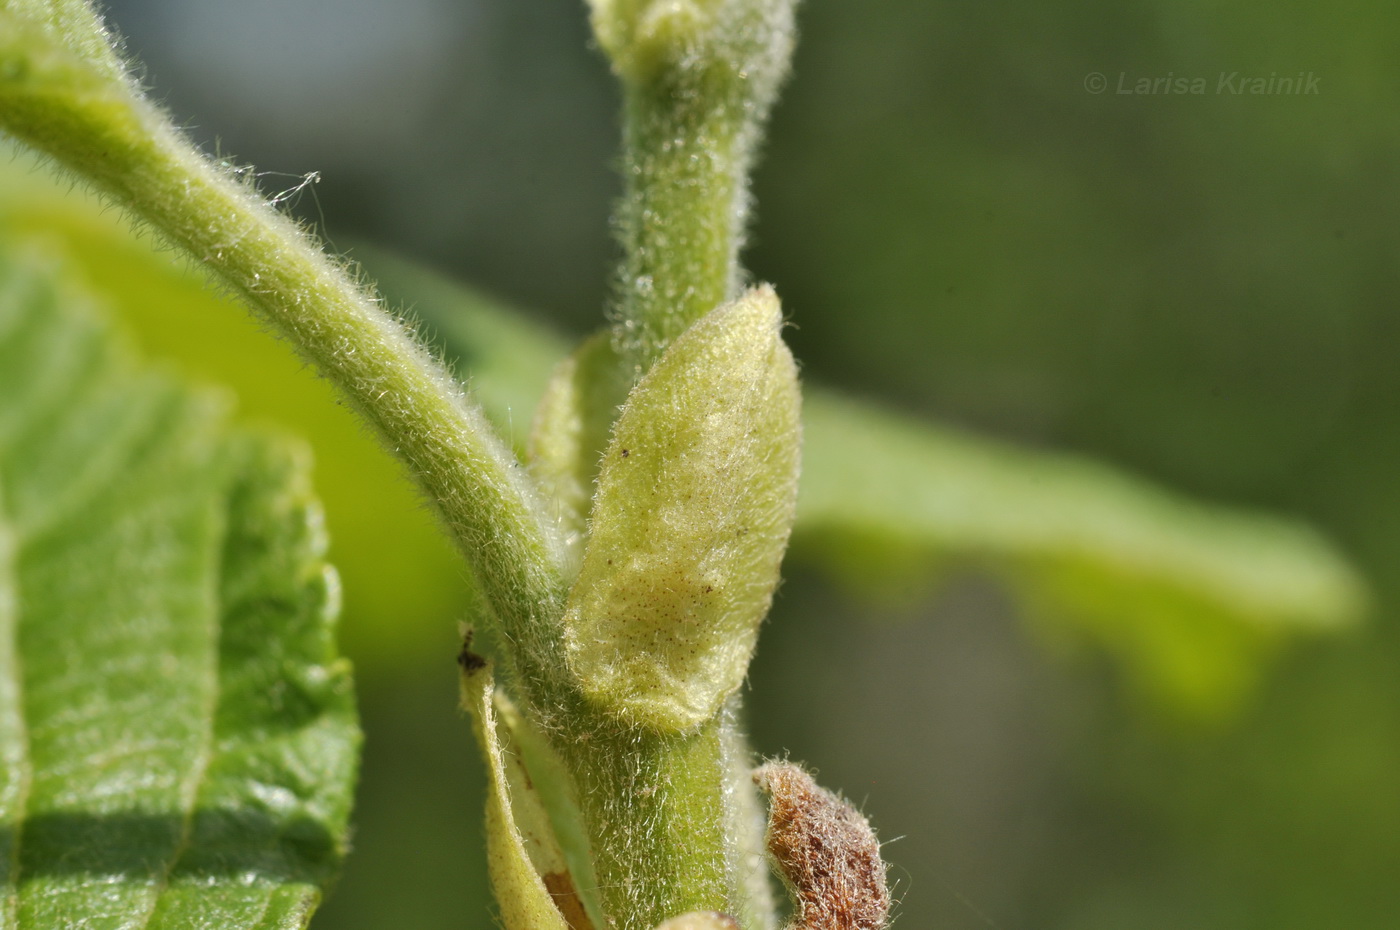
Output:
[[19, 0, 1400, 927]]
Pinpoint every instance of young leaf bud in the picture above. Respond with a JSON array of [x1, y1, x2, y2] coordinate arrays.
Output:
[[587, 0, 796, 95], [562, 286, 801, 731], [754, 763, 891, 930]]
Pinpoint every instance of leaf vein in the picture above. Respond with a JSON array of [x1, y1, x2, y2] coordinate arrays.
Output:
[[132, 497, 225, 930]]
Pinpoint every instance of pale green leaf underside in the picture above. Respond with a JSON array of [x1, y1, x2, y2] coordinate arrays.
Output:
[[0, 245, 357, 929]]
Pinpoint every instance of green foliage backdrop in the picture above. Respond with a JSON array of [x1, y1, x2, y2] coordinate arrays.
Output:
[[7, 0, 1398, 928]]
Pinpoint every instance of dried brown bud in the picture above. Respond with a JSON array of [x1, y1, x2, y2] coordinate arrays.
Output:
[[753, 763, 890, 930]]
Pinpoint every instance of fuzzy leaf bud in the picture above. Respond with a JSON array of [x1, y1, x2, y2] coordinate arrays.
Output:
[[562, 286, 801, 731]]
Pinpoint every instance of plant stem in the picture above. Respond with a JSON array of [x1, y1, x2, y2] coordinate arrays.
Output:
[[612, 74, 747, 376], [606, 0, 797, 378], [555, 712, 742, 930]]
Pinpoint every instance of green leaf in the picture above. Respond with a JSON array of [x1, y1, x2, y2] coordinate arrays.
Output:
[[0, 243, 358, 928], [562, 288, 801, 732], [16, 157, 1340, 720], [797, 392, 1369, 715]]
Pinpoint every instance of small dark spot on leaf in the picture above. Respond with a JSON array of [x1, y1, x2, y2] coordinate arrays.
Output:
[[621, 448, 630, 457]]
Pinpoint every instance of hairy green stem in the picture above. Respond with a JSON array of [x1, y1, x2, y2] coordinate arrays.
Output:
[[613, 76, 747, 375], [0, 17, 570, 669], [604, 0, 798, 378], [554, 712, 742, 930]]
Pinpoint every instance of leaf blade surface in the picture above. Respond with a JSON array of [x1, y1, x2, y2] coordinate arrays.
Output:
[[0, 246, 357, 930]]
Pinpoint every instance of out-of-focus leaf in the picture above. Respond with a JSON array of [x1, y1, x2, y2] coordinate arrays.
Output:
[[797, 392, 1368, 715], [0, 244, 358, 927]]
